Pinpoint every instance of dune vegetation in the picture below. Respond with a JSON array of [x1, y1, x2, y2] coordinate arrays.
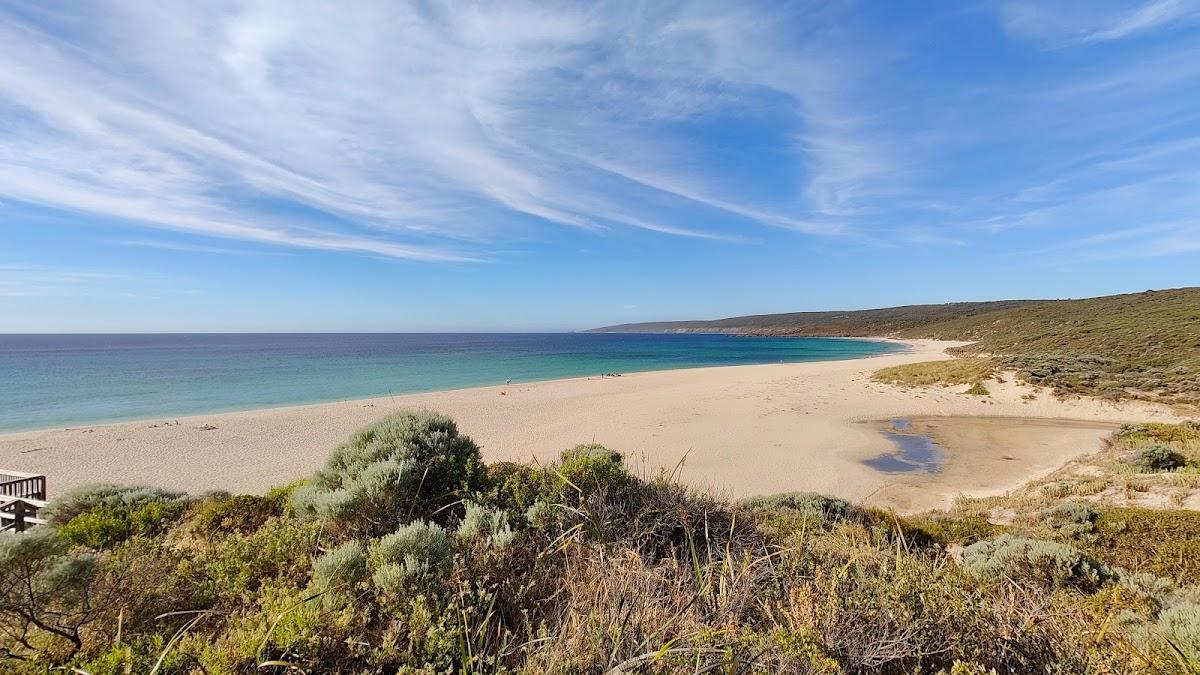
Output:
[[597, 287, 1200, 407], [871, 358, 995, 388], [904, 288, 1200, 406], [4, 411, 1200, 674]]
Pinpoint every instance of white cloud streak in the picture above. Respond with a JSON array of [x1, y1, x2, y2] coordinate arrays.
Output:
[[0, 1, 872, 261], [999, 0, 1200, 46]]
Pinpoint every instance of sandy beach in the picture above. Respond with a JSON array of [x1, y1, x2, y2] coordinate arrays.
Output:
[[0, 339, 1185, 512]]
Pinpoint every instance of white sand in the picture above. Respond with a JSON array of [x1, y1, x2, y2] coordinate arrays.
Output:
[[0, 339, 1184, 512]]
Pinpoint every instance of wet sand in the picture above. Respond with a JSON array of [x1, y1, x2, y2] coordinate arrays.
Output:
[[857, 417, 1123, 512]]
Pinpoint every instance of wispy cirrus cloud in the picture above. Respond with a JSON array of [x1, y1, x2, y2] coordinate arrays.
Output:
[[2, 0, 1197, 277], [998, 0, 1200, 46], [0, 1, 879, 261]]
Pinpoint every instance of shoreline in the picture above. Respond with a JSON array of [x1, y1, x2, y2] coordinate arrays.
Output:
[[0, 339, 1184, 512], [0, 335, 906, 436]]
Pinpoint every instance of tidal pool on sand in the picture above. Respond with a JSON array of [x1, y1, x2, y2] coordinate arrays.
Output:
[[862, 418, 946, 474]]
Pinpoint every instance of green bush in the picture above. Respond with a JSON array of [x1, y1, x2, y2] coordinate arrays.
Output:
[[905, 514, 1000, 546], [456, 501, 515, 550], [369, 521, 456, 595], [292, 410, 486, 536], [557, 444, 636, 498], [1042, 502, 1098, 541], [313, 540, 369, 596], [1134, 443, 1185, 472], [741, 491, 857, 522], [0, 528, 104, 657], [188, 517, 321, 604], [962, 535, 1116, 591], [57, 500, 187, 549], [964, 382, 990, 396], [483, 461, 555, 513], [1084, 508, 1200, 584], [190, 494, 283, 537], [43, 483, 188, 526]]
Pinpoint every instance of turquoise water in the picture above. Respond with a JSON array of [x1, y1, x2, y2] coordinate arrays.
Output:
[[0, 333, 903, 432]]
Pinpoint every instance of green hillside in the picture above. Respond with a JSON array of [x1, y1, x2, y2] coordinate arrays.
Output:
[[903, 288, 1200, 405], [590, 299, 1038, 336], [594, 288, 1200, 405]]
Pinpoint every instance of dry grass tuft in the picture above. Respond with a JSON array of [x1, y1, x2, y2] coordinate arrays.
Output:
[[873, 358, 996, 387]]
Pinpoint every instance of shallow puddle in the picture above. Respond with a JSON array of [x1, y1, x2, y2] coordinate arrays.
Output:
[[862, 418, 946, 473]]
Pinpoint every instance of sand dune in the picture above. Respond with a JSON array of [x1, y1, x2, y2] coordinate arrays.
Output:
[[0, 339, 1183, 512]]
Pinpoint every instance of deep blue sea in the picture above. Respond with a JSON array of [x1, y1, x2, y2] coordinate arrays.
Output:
[[0, 333, 902, 432]]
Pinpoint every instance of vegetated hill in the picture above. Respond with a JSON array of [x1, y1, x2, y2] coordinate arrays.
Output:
[[6, 410, 1200, 673], [589, 299, 1039, 336], [900, 288, 1200, 405], [593, 288, 1200, 405]]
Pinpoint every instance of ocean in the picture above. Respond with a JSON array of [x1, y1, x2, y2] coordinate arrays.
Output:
[[0, 333, 902, 432]]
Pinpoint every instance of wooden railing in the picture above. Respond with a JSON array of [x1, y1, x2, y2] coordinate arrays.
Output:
[[0, 470, 46, 500], [0, 471, 48, 532], [0, 497, 48, 532]]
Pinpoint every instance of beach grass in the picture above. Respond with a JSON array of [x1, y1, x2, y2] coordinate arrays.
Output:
[[872, 357, 995, 386]]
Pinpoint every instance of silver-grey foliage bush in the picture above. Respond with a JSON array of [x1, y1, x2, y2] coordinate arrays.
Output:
[[1156, 603, 1200, 662], [312, 540, 368, 594], [962, 534, 1115, 591], [0, 528, 104, 655], [1041, 501, 1098, 541], [369, 521, 456, 595], [457, 501, 515, 550], [42, 483, 189, 525], [292, 411, 485, 536]]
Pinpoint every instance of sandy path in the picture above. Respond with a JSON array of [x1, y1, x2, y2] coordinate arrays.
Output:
[[0, 339, 1184, 512]]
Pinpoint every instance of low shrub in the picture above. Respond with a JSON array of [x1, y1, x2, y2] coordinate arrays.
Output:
[[190, 493, 284, 537], [1042, 502, 1098, 541], [741, 491, 857, 523], [57, 500, 187, 550], [292, 410, 487, 537], [0, 528, 104, 657], [456, 501, 515, 550], [1133, 443, 1186, 472], [1157, 603, 1200, 664], [962, 535, 1116, 591], [42, 483, 188, 526], [185, 517, 322, 605], [313, 540, 369, 597], [482, 461, 554, 513], [556, 443, 637, 499], [905, 514, 1001, 546], [369, 521, 456, 596], [1083, 508, 1200, 584]]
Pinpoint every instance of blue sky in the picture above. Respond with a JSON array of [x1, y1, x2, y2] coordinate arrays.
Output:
[[1, 1, 1198, 332]]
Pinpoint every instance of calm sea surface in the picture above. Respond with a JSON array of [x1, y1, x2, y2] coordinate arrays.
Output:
[[0, 333, 902, 432]]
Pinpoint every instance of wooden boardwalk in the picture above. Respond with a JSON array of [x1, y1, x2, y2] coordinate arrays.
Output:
[[0, 470, 48, 532]]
